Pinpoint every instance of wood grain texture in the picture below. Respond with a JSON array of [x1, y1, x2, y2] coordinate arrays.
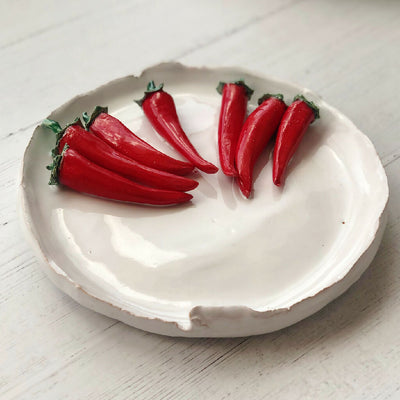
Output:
[[1, 0, 400, 399]]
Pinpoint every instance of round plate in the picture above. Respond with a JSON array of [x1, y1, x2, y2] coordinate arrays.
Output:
[[19, 63, 388, 337]]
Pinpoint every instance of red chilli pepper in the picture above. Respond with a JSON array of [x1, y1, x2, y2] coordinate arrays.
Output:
[[42, 119, 198, 192], [85, 106, 194, 176], [236, 94, 287, 198], [273, 94, 320, 187], [216, 80, 254, 176], [46, 146, 193, 206], [136, 81, 218, 174]]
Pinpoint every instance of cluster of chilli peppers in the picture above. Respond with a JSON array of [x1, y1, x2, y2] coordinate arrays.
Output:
[[217, 80, 319, 197], [44, 81, 219, 206], [44, 79, 319, 206]]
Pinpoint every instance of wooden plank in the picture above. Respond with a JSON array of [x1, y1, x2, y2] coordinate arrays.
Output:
[[178, 0, 400, 159], [1, 0, 400, 398], [0, 0, 294, 134]]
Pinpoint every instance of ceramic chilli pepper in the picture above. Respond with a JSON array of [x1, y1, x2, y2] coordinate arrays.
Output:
[[42, 119, 198, 192], [235, 94, 287, 198], [136, 81, 219, 174], [216, 80, 254, 177], [272, 94, 320, 187], [85, 106, 194, 176], [46, 146, 193, 206]]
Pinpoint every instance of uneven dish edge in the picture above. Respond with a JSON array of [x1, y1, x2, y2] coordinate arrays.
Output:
[[18, 62, 389, 337]]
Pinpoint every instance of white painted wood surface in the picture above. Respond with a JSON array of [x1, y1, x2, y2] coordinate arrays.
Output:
[[1, 0, 399, 398]]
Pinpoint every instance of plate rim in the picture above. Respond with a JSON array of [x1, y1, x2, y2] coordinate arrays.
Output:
[[18, 62, 389, 337]]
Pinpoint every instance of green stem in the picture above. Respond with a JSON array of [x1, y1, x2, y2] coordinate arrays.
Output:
[[46, 144, 69, 185], [42, 117, 83, 156], [257, 93, 285, 105], [216, 81, 226, 95], [84, 106, 109, 130], [134, 80, 164, 107], [293, 94, 320, 120], [82, 112, 90, 127], [216, 80, 254, 100]]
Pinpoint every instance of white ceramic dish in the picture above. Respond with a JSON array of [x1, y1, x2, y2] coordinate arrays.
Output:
[[19, 63, 388, 337]]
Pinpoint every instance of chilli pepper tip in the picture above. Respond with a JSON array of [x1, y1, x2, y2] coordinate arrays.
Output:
[[201, 163, 219, 174], [273, 176, 282, 187], [238, 179, 251, 198]]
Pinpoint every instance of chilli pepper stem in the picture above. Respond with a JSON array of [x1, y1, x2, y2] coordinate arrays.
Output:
[[257, 93, 284, 105], [216, 80, 254, 100], [46, 144, 69, 185], [83, 106, 108, 130], [42, 117, 83, 150], [293, 94, 320, 120], [135, 81, 164, 107]]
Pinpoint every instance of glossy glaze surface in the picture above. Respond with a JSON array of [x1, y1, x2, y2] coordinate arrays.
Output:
[[20, 64, 388, 336]]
